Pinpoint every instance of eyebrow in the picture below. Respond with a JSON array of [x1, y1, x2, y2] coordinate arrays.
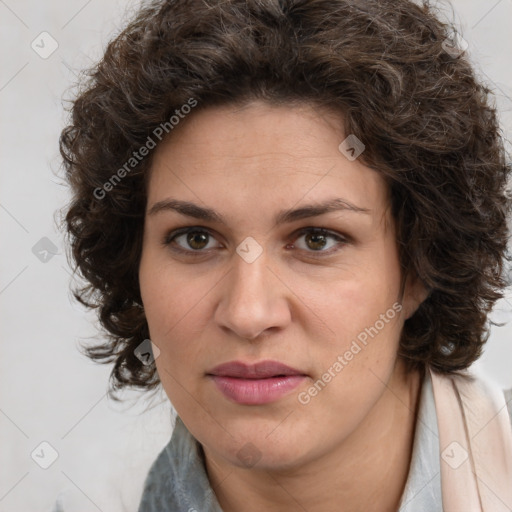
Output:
[[147, 197, 371, 225]]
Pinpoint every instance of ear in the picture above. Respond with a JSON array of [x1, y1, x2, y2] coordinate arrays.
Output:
[[401, 270, 430, 320]]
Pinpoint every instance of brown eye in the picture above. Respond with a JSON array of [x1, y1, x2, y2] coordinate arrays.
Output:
[[186, 231, 210, 250], [293, 228, 347, 255], [163, 228, 221, 253], [304, 232, 328, 251]]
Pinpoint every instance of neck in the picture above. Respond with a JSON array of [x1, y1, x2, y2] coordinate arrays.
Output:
[[204, 363, 423, 512]]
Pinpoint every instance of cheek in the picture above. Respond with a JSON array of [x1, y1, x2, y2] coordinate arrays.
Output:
[[142, 281, 197, 348], [143, 278, 208, 408], [139, 259, 209, 371], [326, 272, 401, 334], [313, 273, 404, 392], [140, 249, 193, 334]]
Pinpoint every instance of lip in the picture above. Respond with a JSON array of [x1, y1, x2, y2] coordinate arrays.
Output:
[[206, 360, 307, 405], [207, 360, 305, 378]]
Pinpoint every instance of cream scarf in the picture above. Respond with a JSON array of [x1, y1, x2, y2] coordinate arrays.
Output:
[[429, 367, 512, 511]]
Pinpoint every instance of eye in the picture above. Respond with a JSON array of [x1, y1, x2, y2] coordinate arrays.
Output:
[[163, 227, 222, 254], [290, 227, 347, 255], [162, 226, 348, 256]]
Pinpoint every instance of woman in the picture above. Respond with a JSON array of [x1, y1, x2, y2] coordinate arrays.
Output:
[[59, 0, 512, 510]]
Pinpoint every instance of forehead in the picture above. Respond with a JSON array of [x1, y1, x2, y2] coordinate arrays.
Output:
[[147, 101, 390, 225]]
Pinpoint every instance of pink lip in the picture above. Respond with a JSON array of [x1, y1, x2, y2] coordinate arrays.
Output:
[[208, 360, 304, 378], [206, 360, 307, 405]]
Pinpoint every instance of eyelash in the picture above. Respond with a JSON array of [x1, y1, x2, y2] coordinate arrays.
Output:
[[162, 226, 348, 257]]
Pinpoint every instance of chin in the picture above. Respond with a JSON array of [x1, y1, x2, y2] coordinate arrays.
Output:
[[229, 443, 305, 472]]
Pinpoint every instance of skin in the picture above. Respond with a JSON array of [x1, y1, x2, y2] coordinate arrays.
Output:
[[138, 101, 427, 512]]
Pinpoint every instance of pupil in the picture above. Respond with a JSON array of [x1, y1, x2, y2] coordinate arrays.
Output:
[[188, 232, 208, 250], [307, 233, 326, 250]]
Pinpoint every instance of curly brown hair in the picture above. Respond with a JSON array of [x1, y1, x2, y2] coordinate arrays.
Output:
[[60, 0, 511, 398]]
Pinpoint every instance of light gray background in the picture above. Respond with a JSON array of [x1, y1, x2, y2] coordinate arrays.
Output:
[[1, 1, 511, 511]]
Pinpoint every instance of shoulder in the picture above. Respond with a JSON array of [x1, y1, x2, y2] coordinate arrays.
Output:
[[138, 440, 176, 499], [504, 387, 512, 427], [429, 368, 512, 429]]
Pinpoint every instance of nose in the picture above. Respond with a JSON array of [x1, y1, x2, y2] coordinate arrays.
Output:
[[214, 249, 291, 341]]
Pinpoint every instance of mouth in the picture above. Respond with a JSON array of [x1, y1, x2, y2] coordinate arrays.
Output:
[[206, 360, 308, 405], [206, 359, 306, 379]]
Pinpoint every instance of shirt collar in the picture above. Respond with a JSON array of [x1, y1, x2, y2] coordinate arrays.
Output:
[[398, 369, 443, 511]]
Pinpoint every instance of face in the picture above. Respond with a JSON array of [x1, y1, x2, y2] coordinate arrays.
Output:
[[139, 100, 423, 472]]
